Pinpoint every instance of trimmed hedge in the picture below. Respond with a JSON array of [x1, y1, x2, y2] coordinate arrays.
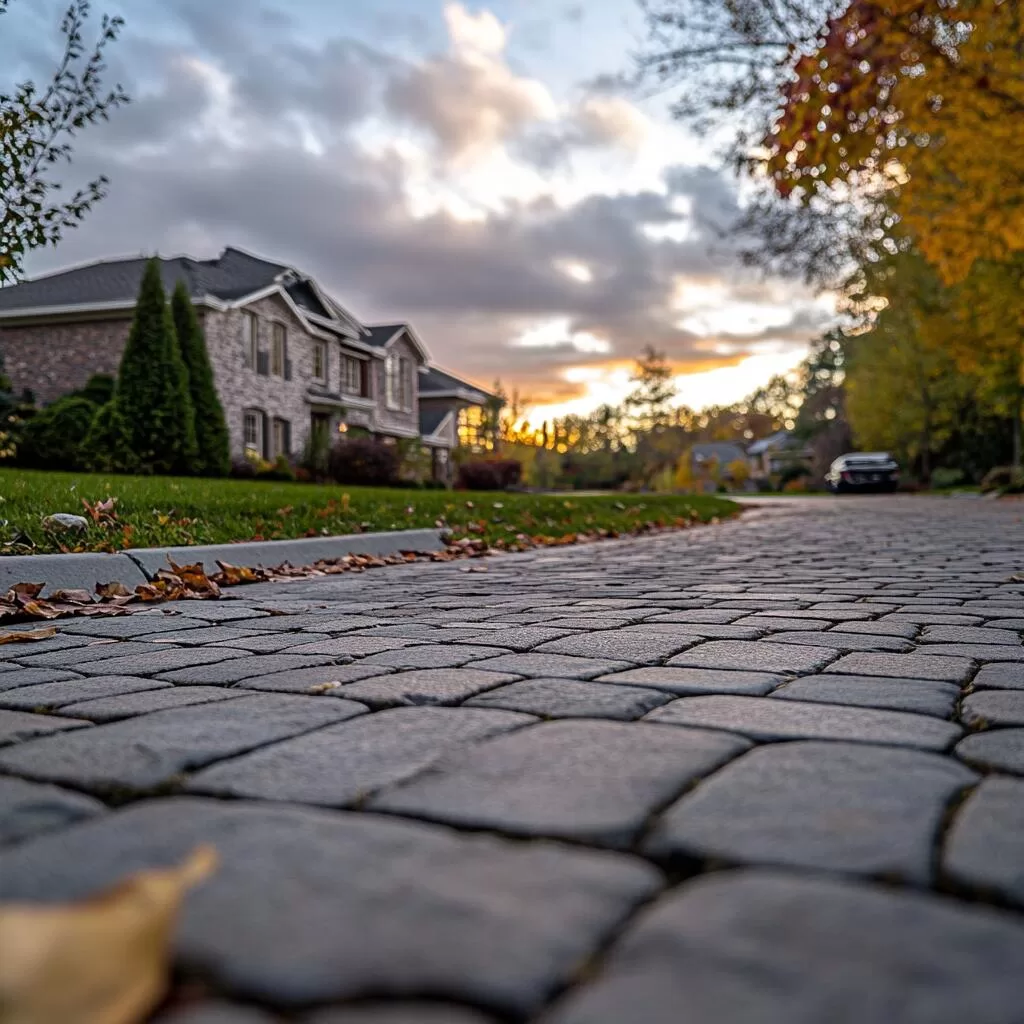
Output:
[[328, 437, 399, 486], [17, 397, 98, 470], [455, 458, 522, 491]]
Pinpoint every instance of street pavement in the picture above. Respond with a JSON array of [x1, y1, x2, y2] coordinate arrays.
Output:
[[1, 495, 1024, 1023]]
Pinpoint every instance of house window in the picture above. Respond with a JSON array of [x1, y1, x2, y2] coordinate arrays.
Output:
[[312, 341, 327, 382], [399, 356, 413, 411], [458, 406, 487, 449], [242, 312, 258, 369], [243, 409, 264, 455], [385, 354, 400, 409], [271, 418, 291, 458], [271, 323, 287, 377], [342, 355, 363, 396]]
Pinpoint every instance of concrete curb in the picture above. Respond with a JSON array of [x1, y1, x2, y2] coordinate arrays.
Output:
[[0, 528, 446, 596]]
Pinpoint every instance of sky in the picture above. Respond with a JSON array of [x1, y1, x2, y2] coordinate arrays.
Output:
[[3, 0, 835, 421]]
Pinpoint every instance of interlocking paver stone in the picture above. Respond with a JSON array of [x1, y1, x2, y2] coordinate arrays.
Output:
[[961, 690, 1024, 729], [237, 664, 394, 694], [53, 614, 209, 638], [370, 720, 748, 847], [74, 647, 247, 678], [534, 631, 700, 664], [921, 625, 1022, 646], [0, 668, 84, 692], [0, 675, 169, 711], [282, 637, 422, 657], [446, 626, 582, 651], [666, 640, 837, 674], [156, 653, 341, 685], [944, 778, 1024, 905], [830, 619, 920, 638], [0, 775, 105, 846], [646, 742, 975, 881], [770, 674, 959, 717], [189, 707, 533, 804], [154, 1004, 281, 1024], [972, 663, 1024, 690], [956, 729, 1024, 775], [469, 653, 632, 679], [0, 694, 366, 792], [14, 639, 162, 668], [824, 651, 974, 683], [58, 684, 247, 722], [0, 708, 90, 746], [596, 666, 782, 696], [646, 695, 962, 750], [354, 644, 512, 670], [547, 870, 1024, 1024], [760, 630, 913, 652], [305, 1007, 494, 1024], [920, 643, 1024, 662], [0, 798, 660, 1014], [328, 667, 520, 709], [465, 678, 671, 719], [211, 632, 335, 653]]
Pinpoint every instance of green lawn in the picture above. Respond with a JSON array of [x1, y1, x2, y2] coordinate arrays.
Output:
[[0, 468, 738, 556]]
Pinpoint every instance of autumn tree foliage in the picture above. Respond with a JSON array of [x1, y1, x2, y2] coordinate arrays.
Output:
[[0, 0, 128, 283], [171, 282, 230, 477]]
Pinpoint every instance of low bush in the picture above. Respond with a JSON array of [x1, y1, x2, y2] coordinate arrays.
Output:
[[69, 374, 116, 406], [329, 437, 398, 486], [455, 458, 523, 491], [257, 454, 296, 482], [81, 401, 138, 473], [981, 465, 1024, 494], [230, 455, 260, 479], [18, 397, 98, 470], [930, 467, 965, 489]]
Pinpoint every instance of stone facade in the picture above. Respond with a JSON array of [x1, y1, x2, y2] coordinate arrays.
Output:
[[371, 331, 421, 438], [0, 318, 132, 403]]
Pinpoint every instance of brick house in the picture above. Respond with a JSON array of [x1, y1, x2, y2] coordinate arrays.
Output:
[[0, 247, 496, 480]]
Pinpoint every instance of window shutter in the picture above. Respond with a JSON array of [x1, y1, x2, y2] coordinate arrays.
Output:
[[283, 420, 292, 455], [285, 358, 293, 381], [257, 350, 269, 376], [261, 411, 271, 460]]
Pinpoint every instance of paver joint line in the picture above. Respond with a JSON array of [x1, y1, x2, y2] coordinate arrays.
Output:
[[0, 495, 1023, 1021]]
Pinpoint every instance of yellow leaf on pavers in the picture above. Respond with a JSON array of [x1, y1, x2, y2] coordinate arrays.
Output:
[[0, 845, 217, 1024], [0, 627, 57, 645]]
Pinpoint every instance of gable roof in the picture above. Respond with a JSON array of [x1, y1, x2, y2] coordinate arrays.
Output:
[[419, 406, 454, 438], [747, 430, 800, 456], [690, 442, 747, 465], [362, 322, 431, 363], [419, 366, 496, 402]]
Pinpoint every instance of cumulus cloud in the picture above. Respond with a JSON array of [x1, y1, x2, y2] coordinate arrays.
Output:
[[7, 0, 831, 407]]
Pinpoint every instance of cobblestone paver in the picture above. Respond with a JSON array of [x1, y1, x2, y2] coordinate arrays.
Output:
[[1, 495, 1024, 1021]]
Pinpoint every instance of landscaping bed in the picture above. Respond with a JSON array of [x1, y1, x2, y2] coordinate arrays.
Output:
[[0, 469, 738, 556]]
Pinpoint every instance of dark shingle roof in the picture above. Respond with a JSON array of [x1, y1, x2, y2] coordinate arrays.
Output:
[[0, 247, 289, 312], [419, 406, 453, 438], [747, 430, 798, 456], [419, 366, 492, 398], [690, 442, 747, 465]]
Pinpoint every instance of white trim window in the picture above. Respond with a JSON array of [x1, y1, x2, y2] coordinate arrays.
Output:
[[243, 409, 263, 455], [342, 355, 363, 396], [312, 340, 327, 383], [271, 417, 290, 458], [242, 312, 258, 369], [271, 322, 287, 377], [385, 353, 400, 409]]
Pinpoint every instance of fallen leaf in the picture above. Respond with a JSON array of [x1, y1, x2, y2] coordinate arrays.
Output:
[[95, 582, 132, 600], [48, 589, 94, 605], [0, 626, 58, 645], [0, 845, 217, 1024]]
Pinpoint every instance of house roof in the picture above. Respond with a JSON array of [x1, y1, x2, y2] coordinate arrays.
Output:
[[419, 406, 453, 438], [363, 324, 406, 348], [747, 430, 801, 456], [419, 366, 496, 402], [690, 442, 747, 465], [0, 247, 290, 312]]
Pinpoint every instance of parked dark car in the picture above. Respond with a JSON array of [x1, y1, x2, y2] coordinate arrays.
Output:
[[826, 452, 900, 493]]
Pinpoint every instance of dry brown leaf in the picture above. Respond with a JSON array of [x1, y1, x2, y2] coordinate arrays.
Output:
[[0, 626, 58, 645], [95, 582, 132, 600], [48, 589, 95, 605], [0, 845, 217, 1024]]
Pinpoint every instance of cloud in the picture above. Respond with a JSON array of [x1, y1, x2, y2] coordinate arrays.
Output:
[[9, 0, 831, 407]]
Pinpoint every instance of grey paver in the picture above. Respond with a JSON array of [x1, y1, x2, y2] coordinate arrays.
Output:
[[465, 678, 671, 719], [771, 674, 959, 717], [944, 778, 1024, 905], [534, 631, 700, 664], [0, 675, 169, 711], [956, 729, 1024, 775], [234, 614, 396, 633], [304, 1006, 494, 1024], [595, 666, 782, 696], [144, 625, 269, 646], [0, 798, 660, 1014], [0, 775, 105, 846], [0, 668, 84, 692], [760, 631, 913, 653], [734, 615, 831, 631], [371, 720, 749, 847], [646, 695, 962, 750], [444, 626, 583, 651], [58, 684, 248, 722], [961, 690, 1024, 729], [666, 640, 838, 674], [238, 664, 394, 694], [646, 742, 975, 881], [0, 708, 91, 746], [75, 646, 247, 677], [156, 653, 340, 685], [211, 632, 335, 653], [972, 663, 1024, 690], [626, 623, 763, 640], [830, 619, 920, 638], [547, 870, 1024, 1024], [327, 668, 520, 709], [14, 639, 164, 668], [919, 644, 1024, 662], [153, 1005, 281, 1024], [824, 652, 975, 683], [0, 694, 366, 792], [189, 706, 534, 805], [921, 625, 1022, 646], [53, 614, 210, 638], [354, 644, 512, 670], [469, 653, 633, 679], [281, 637, 422, 657]]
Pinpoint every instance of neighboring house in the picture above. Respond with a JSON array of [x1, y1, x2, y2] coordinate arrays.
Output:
[[680, 442, 748, 493], [746, 430, 813, 479], [0, 247, 497, 480]]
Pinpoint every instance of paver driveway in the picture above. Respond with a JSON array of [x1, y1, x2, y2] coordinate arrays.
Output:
[[2, 495, 1024, 1023]]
